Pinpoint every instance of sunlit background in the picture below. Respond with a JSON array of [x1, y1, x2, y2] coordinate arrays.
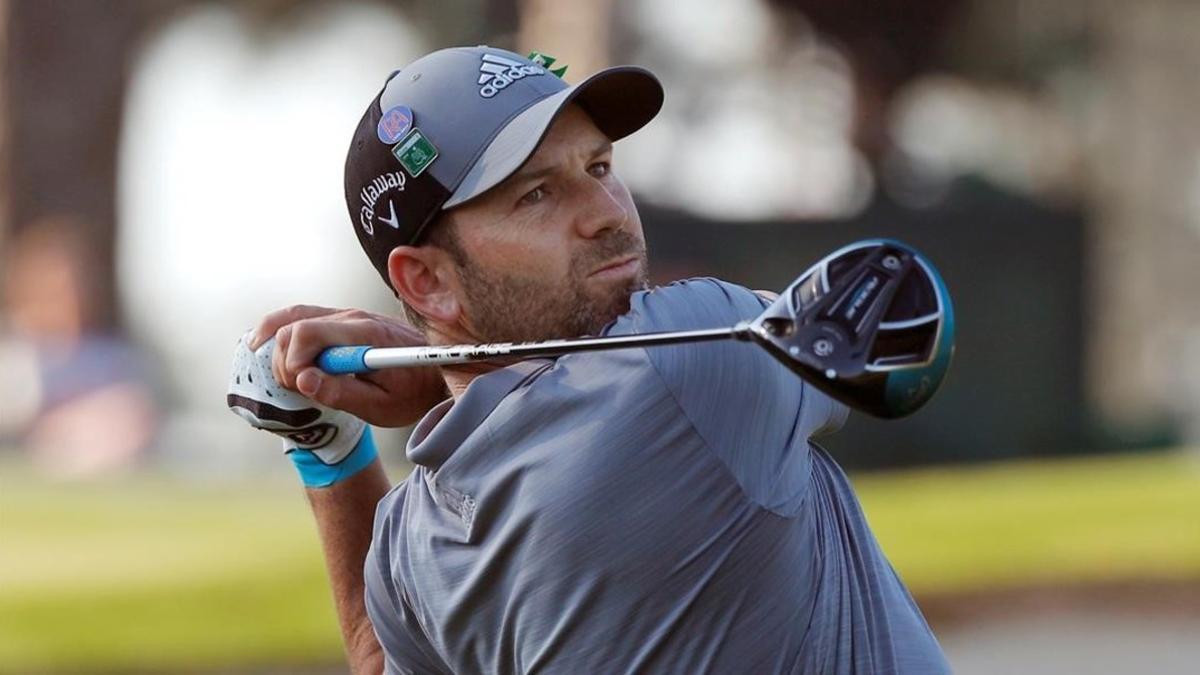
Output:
[[2, 0, 1198, 673]]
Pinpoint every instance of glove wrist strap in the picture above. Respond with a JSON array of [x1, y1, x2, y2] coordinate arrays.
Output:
[[289, 427, 378, 488]]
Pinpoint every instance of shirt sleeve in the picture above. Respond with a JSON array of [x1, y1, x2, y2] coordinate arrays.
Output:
[[363, 483, 452, 675], [607, 277, 848, 515]]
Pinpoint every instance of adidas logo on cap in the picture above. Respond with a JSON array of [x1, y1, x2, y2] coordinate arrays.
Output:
[[477, 53, 545, 98]]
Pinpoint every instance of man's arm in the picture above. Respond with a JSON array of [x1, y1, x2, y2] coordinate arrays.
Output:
[[239, 305, 447, 673], [307, 459, 392, 675]]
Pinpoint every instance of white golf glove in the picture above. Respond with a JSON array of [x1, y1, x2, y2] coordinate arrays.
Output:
[[226, 331, 377, 487]]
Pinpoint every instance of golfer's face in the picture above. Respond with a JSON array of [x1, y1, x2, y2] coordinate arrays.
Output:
[[448, 104, 649, 342]]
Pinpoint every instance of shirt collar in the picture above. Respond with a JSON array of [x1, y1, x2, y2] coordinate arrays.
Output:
[[406, 359, 552, 469]]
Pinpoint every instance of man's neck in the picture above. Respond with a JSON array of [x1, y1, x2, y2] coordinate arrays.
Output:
[[439, 362, 504, 401], [427, 324, 504, 401]]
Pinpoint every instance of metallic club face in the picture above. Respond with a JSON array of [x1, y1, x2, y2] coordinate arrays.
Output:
[[748, 239, 955, 418]]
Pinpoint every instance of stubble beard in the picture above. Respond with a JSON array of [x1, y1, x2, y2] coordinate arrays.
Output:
[[457, 230, 649, 343]]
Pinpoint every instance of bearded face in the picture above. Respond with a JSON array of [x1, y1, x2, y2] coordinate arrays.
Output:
[[396, 104, 651, 345], [454, 228, 649, 343]]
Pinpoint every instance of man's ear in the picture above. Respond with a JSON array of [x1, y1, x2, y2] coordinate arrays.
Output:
[[387, 245, 461, 326]]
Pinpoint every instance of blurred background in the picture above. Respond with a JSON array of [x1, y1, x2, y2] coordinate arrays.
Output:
[[1, 0, 1198, 672]]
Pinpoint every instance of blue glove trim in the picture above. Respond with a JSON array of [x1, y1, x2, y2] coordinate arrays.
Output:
[[288, 427, 378, 488]]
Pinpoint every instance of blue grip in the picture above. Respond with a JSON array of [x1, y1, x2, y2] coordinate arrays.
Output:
[[316, 346, 371, 374]]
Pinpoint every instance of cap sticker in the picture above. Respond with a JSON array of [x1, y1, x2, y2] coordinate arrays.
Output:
[[377, 105, 413, 144], [392, 128, 438, 178], [527, 51, 568, 78]]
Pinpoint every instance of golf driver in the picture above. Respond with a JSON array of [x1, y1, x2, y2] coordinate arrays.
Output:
[[316, 239, 954, 418]]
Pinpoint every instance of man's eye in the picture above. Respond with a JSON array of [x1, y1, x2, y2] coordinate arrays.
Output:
[[519, 186, 546, 206], [589, 162, 610, 178]]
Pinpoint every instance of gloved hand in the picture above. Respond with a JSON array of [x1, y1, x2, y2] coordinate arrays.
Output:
[[251, 305, 446, 428], [227, 331, 377, 488]]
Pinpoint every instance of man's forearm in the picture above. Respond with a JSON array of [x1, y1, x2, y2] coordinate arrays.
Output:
[[306, 458, 392, 675]]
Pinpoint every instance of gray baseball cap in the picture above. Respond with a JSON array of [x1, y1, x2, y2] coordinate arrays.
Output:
[[344, 45, 664, 290]]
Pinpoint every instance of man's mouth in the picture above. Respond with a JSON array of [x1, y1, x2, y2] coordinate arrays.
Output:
[[589, 255, 639, 279]]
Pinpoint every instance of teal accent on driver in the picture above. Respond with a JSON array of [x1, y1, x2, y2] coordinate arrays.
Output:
[[883, 256, 955, 415]]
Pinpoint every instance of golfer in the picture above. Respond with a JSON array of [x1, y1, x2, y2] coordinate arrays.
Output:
[[231, 46, 950, 674]]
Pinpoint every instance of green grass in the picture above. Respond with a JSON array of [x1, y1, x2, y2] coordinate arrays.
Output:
[[855, 450, 1200, 595], [2, 451, 1199, 672], [0, 471, 343, 673]]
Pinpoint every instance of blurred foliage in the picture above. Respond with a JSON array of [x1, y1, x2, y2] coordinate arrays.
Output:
[[2, 451, 1199, 672]]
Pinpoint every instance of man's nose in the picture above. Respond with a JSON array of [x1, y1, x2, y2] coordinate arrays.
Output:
[[574, 177, 628, 239]]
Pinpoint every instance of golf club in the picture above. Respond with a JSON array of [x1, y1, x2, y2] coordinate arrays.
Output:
[[316, 239, 954, 418]]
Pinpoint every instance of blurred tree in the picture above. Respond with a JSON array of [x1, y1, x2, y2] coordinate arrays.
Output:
[[517, 0, 613, 76], [2, 0, 522, 335], [4, 0, 160, 332], [0, 0, 8, 252], [0, 0, 9, 253], [768, 0, 962, 164]]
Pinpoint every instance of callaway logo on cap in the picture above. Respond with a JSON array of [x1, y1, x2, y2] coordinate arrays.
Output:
[[343, 45, 664, 291], [357, 171, 406, 236]]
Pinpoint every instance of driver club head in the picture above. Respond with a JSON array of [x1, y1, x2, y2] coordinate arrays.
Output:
[[748, 239, 955, 418]]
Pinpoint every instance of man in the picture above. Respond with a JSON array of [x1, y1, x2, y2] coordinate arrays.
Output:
[[230, 46, 950, 674]]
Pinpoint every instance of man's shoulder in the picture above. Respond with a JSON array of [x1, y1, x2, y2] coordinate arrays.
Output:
[[373, 475, 415, 538], [637, 276, 757, 306], [606, 277, 766, 336]]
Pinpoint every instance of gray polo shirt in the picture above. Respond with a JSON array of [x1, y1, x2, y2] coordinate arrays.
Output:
[[364, 278, 950, 674]]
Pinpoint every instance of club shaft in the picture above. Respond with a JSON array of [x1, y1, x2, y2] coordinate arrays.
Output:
[[318, 326, 751, 375]]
